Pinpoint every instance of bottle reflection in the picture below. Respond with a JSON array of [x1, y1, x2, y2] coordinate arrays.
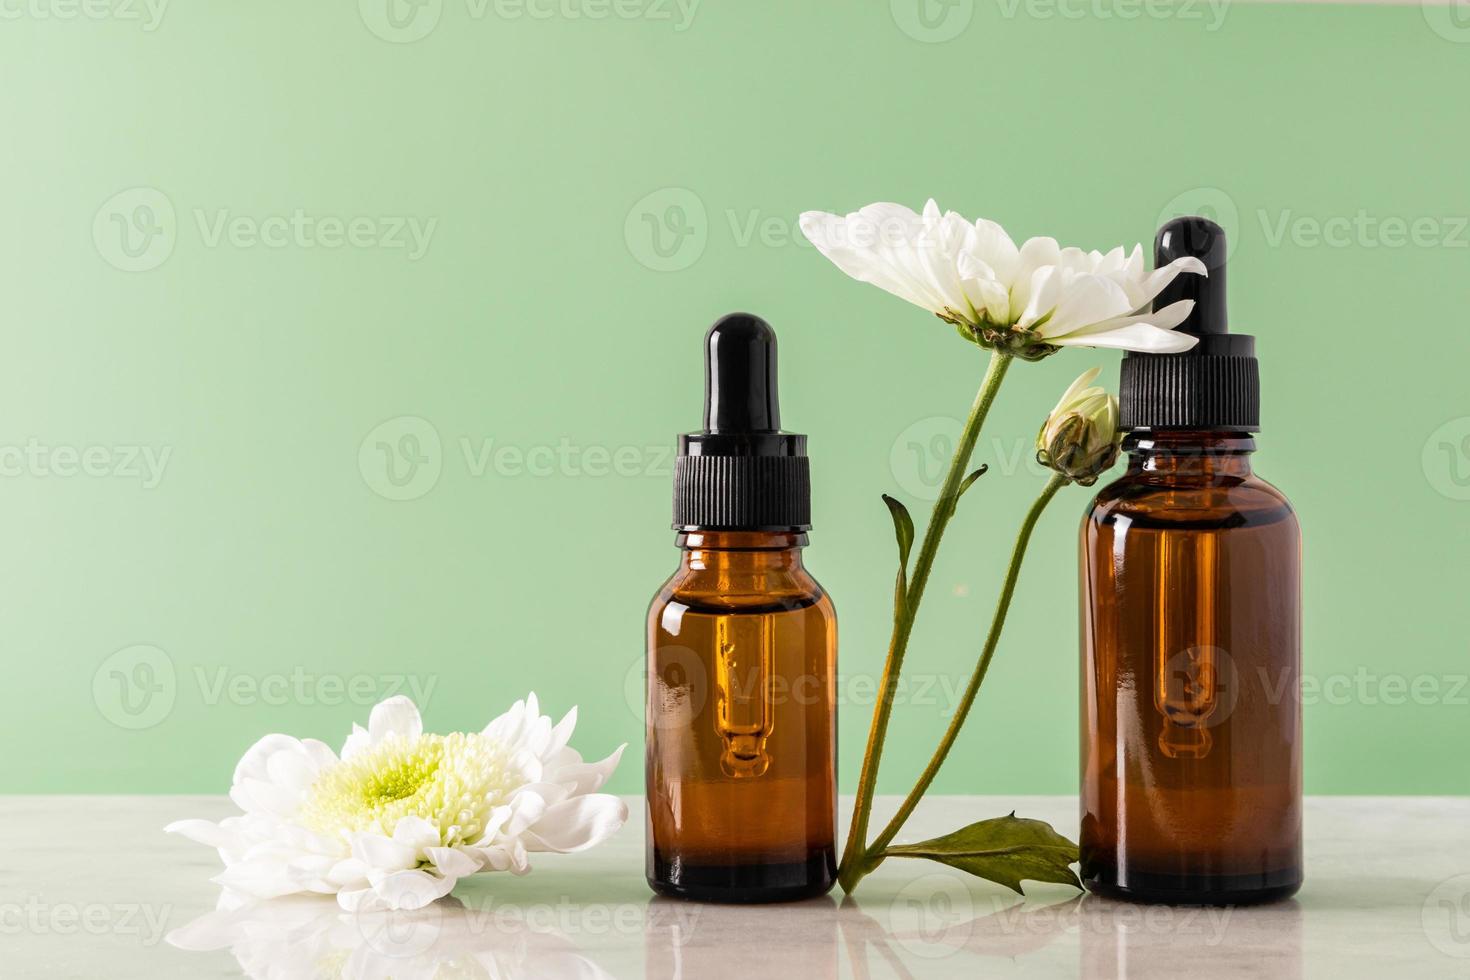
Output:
[[1078, 895, 1302, 979], [645, 896, 838, 979]]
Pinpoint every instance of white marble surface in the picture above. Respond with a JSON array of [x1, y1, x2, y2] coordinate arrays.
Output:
[[3, 795, 1468, 978]]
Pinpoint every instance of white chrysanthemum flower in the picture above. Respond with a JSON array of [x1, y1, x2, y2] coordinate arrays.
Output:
[[167, 695, 627, 912], [1036, 367, 1123, 485], [798, 200, 1207, 359]]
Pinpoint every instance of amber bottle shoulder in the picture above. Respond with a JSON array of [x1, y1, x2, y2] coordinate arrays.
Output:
[[650, 564, 834, 618], [1085, 469, 1298, 534]]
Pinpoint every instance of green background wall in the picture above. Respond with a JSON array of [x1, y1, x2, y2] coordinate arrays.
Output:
[[3, 0, 1466, 796]]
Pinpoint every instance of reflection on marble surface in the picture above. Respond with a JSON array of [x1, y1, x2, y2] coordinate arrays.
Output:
[[3, 795, 1467, 978], [168, 893, 616, 979]]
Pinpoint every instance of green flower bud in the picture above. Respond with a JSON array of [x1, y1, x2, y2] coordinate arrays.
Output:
[[1036, 367, 1123, 486]]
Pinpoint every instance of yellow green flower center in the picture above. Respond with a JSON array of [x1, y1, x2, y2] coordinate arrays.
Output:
[[299, 732, 516, 846]]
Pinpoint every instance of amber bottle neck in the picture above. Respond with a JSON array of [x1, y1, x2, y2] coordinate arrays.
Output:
[[1122, 430, 1257, 480], [674, 531, 808, 573]]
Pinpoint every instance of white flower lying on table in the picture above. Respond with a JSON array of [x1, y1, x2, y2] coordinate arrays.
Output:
[[167, 695, 627, 912]]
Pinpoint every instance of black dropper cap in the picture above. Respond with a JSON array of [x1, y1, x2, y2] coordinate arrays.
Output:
[[673, 313, 811, 532], [1119, 216, 1261, 432]]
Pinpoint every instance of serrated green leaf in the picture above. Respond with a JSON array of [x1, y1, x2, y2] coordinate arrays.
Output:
[[956, 464, 989, 499], [882, 814, 1082, 895]]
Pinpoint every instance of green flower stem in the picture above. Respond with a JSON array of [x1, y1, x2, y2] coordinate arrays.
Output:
[[837, 349, 1013, 893], [844, 471, 1070, 890]]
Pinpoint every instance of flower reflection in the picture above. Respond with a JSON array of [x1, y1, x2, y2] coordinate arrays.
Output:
[[167, 892, 615, 980]]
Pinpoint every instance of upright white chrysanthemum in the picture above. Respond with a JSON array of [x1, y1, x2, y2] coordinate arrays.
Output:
[[167, 695, 627, 912], [798, 200, 1207, 358]]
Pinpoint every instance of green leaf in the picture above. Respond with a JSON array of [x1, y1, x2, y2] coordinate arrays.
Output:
[[956, 464, 989, 499], [882, 494, 915, 570], [882, 494, 916, 619], [882, 813, 1082, 895]]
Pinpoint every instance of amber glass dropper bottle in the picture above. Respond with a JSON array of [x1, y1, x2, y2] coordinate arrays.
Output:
[[645, 312, 838, 902], [1079, 217, 1303, 904]]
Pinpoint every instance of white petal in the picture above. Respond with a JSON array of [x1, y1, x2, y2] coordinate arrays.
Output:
[[365, 869, 457, 911], [212, 862, 306, 900], [335, 886, 381, 913], [230, 776, 306, 821], [164, 819, 239, 851], [1134, 298, 1195, 332], [264, 746, 320, 794], [797, 203, 1002, 324], [482, 693, 538, 745], [391, 815, 441, 852], [1049, 323, 1200, 353], [231, 733, 299, 786], [351, 833, 418, 872], [366, 696, 422, 745], [1029, 273, 1133, 338], [340, 723, 370, 760], [545, 706, 578, 759], [470, 843, 515, 872], [522, 794, 629, 853], [426, 846, 481, 878], [503, 792, 548, 837], [1046, 368, 1103, 423], [513, 781, 573, 809], [1007, 236, 1062, 316], [325, 857, 370, 888], [549, 743, 625, 796], [1052, 302, 1198, 346]]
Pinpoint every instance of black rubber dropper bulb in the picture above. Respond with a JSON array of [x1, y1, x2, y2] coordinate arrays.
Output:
[[1118, 216, 1260, 432], [704, 313, 780, 433], [1153, 216, 1228, 337], [674, 313, 811, 531]]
